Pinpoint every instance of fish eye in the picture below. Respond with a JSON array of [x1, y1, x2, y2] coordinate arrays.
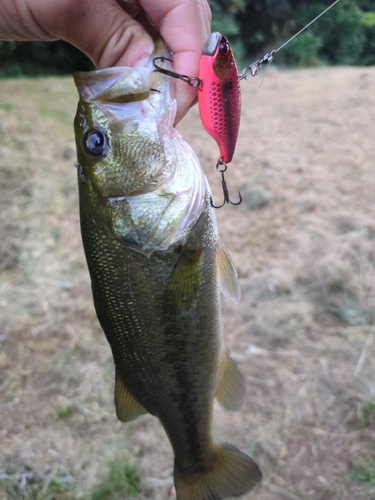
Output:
[[219, 38, 230, 56], [84, 128, 107, 156]]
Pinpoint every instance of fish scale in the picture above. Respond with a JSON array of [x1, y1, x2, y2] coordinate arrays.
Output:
[[81, 184, 220, 456]]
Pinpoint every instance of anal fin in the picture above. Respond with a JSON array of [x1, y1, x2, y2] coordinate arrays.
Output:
[[115, 368, 148, 422], [215, 353, 246, 411]]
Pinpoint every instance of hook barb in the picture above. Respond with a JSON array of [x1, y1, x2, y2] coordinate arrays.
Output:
[[153, 57, 201, 89], [210, 161, 242, 209]]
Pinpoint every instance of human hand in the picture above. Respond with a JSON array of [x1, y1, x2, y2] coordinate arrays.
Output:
[[0, 0, 211, 122]]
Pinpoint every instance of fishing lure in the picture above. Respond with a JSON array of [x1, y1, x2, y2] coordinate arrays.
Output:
[[154, 32, 242, 208], [198, 32, 240, 167], [153, 0, 342, 208], [199, 32, 242, 208], [153, 33, 240, 165]]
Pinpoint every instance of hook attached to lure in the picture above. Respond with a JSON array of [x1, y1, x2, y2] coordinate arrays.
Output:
[[210, 159, 242, 209], [152, 57, 202, 88]]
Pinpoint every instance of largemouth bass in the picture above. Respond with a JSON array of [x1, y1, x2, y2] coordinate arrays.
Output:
[[73, 41, 261, 500]]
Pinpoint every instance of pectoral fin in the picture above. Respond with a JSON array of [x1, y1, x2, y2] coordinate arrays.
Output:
[[215, 353, 246, 411], [115, 369, 148, 422], [217, 239, 241, 304], [164, 248, 203, 311]]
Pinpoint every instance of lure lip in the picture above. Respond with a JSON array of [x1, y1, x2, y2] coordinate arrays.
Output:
[[202, 32, 221, 57]]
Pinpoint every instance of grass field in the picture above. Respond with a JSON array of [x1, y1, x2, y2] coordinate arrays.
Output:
[[1, 66, 375, 499]]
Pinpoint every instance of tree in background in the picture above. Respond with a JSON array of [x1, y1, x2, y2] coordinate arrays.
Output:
[[0, 0, 374, 77], [0, 40, 93, 77], [213, 0, 375, 67]]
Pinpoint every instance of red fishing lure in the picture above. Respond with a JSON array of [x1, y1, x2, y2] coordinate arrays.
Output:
[[153, 1, 341, 208], [152, 33, 242, 207], [198, 32, 241, 165]]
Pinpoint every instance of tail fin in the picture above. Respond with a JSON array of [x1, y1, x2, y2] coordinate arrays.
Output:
[[174, 443, 262, 500]]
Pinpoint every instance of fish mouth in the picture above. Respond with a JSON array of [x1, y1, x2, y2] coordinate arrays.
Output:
[[73, 40, 173, 103], [73, 66, 152, 103]]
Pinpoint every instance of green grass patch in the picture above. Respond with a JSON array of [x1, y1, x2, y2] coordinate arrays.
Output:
[[357, 400, 375, 427], [1, 468, 76, 500], [56, 404, 74, 420], [89, 456, 141, 500], [351, 460, 375, 487], [40, 105, 73, 126], [0, 102, 14, 111]]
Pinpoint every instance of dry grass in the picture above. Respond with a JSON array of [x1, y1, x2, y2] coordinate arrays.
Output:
[[1, 66, 375, 499]]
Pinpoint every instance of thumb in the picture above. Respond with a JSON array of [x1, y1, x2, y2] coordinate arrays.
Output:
[[36, 0, 155, 68]]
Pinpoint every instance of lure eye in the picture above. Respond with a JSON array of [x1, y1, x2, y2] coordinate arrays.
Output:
[[219, 39, 230, 56], [85, 128, 107, 156]]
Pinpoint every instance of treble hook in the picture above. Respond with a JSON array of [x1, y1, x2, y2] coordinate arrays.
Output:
[[210, 160, 242, 209], [153, 57, 202, 89]]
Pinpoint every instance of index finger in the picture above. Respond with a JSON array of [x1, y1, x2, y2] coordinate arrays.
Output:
[[138, 0, 212, 122]]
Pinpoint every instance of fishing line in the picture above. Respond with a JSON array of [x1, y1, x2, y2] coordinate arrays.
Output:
[[275, 0, 341, 54], [240, 0, 342, 80]]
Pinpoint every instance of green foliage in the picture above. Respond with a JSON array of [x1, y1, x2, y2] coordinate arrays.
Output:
[[233, 0, 375, 67], [89, 456, 141, 500], [0, 40, 94, 78], [281, 30, 323, 67], [209, 0, 246, 66], [314, 0, 365, 65], [362, 12, 375, 27], [1, 0, 374, 77]]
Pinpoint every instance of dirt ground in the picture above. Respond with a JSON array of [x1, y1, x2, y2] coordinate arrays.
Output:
[[1, 66, 375, 500]]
